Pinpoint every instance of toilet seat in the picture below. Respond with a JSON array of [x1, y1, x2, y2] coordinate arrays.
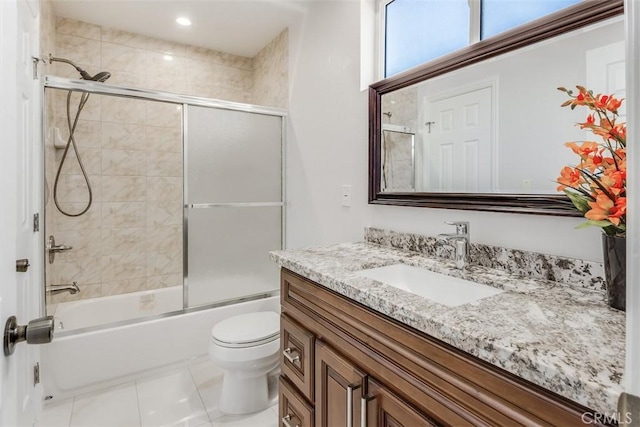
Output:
[[211, 311, 279, 349]]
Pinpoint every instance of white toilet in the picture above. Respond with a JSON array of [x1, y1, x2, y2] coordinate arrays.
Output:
[[209, 311, 280, 415]]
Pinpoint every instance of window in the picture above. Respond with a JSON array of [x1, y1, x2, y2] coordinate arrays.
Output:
[[481, 0, 583, 39], [381, 0, 582, 78]]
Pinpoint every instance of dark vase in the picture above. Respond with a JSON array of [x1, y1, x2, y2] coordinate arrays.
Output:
[[602, 234, 626, 311]]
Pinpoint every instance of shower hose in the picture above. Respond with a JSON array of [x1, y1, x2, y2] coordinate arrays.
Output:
[[53, 90, 94, 217]]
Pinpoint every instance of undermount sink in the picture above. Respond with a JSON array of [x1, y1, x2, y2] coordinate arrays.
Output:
[[355, 264, 503, 307]]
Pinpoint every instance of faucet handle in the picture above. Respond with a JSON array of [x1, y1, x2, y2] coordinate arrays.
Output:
[[444, 221, 469, 235]]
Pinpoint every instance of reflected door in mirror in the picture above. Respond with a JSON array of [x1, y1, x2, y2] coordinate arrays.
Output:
[[424, 86, 493, 192]]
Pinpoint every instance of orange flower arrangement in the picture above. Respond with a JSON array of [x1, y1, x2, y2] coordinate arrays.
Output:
[[557, 86, 626, 237]]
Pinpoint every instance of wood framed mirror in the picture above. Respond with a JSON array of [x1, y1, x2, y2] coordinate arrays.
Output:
[[369, 0, 624, 216]]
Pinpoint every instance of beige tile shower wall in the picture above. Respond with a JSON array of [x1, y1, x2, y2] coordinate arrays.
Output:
[[48, 92, 183, 304], [381, 87, 418, 191], [47, 17, 288, 303], [253, 29, 289, 109], [52, 17, 255, 102]]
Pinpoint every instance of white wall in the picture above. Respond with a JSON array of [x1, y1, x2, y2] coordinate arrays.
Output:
[[286, 0, 371, 249], [286, 0, 603, 262]]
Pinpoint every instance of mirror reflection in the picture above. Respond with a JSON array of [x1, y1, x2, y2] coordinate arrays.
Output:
[[380, 17, 624, 194]]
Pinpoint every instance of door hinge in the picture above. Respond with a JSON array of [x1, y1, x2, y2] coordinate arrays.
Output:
[[33, 213, 39, 232], [34, 362, 40, 386], [32, 57, 46, 80]]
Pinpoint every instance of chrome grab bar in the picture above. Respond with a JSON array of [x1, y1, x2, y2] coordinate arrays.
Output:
[[283, 347, 300, 364]]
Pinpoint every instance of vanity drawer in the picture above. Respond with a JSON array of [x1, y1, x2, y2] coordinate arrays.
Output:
[[281, 313, 315, 402], [279, 376, 314, 427]]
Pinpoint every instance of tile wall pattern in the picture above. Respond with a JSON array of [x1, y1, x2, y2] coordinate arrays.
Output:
[[254, 29, 289, 109], [48, 92, 183, 304], [45, 17, 288, 304], [380, 86, 418, 191]]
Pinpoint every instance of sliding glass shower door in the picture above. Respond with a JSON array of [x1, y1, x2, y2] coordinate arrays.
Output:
[[185, 106, 283, 307]]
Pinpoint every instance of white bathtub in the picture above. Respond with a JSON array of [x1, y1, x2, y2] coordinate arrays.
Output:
[[49, 286, 185, 332], [41, 288, 279, 400]]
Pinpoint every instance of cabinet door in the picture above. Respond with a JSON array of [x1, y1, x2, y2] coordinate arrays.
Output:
[[365, 378, 439, 427], [280, 376, 314, 427], [315, 341, 366, 427]]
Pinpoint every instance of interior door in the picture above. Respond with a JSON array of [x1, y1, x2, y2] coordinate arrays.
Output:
[[0, 0, 44, 425], [423, 87, 493, 192], [586, 40, 626, 118]]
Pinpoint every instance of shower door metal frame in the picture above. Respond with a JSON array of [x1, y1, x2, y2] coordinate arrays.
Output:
[[42, 76, 287, 337]]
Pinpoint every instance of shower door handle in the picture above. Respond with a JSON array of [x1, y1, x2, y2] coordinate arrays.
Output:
[[4, 315, 54, 356]]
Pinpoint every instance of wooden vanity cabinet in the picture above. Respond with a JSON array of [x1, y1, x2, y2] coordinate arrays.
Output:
[[277, 268, 611, 427]]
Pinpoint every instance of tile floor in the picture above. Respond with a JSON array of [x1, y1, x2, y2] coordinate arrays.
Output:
[[35, 357, 279, 427]]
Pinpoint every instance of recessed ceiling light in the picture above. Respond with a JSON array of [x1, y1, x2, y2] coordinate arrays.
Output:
[[163, 55, 174, 61], [176, 16, 191, 26]]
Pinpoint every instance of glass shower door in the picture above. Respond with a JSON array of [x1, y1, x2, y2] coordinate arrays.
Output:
[[185, 106, 283, 307]]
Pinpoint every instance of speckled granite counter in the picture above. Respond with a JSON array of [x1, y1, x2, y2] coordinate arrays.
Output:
[[270, 240, 625, 416]]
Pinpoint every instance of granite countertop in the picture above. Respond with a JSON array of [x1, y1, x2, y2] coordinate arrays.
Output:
[[270, 241, 625, 416]]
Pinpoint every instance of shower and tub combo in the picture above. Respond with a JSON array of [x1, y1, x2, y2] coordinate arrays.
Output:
[[41, 58, 286, 414]]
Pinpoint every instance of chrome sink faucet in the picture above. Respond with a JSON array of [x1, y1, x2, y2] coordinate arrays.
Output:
[[437, 221, 470, 269]]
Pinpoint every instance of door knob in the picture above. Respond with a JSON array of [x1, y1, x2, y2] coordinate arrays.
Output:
[[3, 315, 54, 356]]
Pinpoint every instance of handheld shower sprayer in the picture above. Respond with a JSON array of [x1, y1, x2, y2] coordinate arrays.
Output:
[[49, 54, 112, 217], [49, 54, 111, 82]]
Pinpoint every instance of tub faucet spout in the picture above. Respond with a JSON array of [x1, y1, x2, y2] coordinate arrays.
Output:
[[47, 282, 80, 295]]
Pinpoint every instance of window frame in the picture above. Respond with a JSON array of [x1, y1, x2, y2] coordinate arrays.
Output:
[[377, 0, 580, 79]]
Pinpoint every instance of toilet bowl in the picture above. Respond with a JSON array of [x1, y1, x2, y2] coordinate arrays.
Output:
[[209, 311, 280, 415]]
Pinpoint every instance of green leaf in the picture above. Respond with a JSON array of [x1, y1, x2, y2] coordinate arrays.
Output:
[[564, 190, 590, 213], [575, 220, 614, 229]]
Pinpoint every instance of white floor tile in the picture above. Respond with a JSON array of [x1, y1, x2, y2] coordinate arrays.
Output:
[[137, 368, 210, 427], [36, 398, 74, 427], [69, 382, 140, 427], [188, 357, 224, 390], [36, 360, 278, 427], [211, 407, 278, 427], [188, 359, 224, 421]]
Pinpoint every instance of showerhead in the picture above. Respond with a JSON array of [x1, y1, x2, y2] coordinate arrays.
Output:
[[90, 71, 111, 82], [49, 54, 111, 83]]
